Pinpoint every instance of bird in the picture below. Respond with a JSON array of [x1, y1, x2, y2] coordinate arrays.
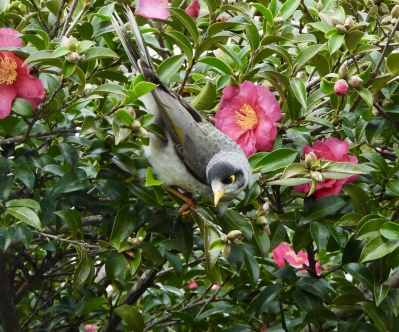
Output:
[[111, 7, 252, 208]]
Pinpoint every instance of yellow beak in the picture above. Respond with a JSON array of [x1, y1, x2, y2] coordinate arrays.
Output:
[[214, 190, 226, 207]]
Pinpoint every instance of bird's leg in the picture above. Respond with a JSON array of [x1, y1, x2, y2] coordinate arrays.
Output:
[[165, 187, 197, 215]]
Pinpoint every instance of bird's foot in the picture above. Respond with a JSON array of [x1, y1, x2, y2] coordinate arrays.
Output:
[[166, 187, 197, 216]]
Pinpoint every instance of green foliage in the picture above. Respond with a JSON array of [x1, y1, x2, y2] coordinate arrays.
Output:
[[1, 0, 399, 331]]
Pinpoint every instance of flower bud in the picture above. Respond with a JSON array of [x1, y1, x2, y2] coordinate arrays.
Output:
[[84, 84, 93, 93], [127, 237, 142, 248], [347, 75, 363, 88], [311, 171, 324, 183], [369, 5, 378, 17], [392, 5, 399, 18], [185, 0, 200, 19], [372, 107, 379, 116], [367, 0, 374, 8], [61, 36, 77, 51], [127, 107, 136, 119], [335, 24, 347, 34], [221, 234, 228, 243], [382, 16, 392, 25], [331, 16, 344, 26], [255, 216, 268, 227], [104, 135, 114, 148], [317, 1, 324, 12], [112, 36, 120, 44], [131, 120, 141, 131], [262, 202, 270, 213], [344, 16, 354, 29], [216, 16, 229, 22], [136, 127, 149, 138], [382, 99, 394, 107], [227, 230, 242, 241], [273, 17, 285, 26], [65, 52, 80, 63], [392, 17, 398, 25], [305, 152, 318, 168], [338, 63, 348, 79], [334, 79, 349, 96], [222, 244, 231, 259], [379, 3, 390, 14]]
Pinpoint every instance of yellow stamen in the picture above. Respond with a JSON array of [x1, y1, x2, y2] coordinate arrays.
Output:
[[0, 56, 18, 85], [235, 104, 258, 130]]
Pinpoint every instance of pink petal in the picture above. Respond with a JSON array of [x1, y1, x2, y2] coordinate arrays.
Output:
[[254, 84, 281, 121], [137, 0, 170, 20], [0, 28, 22, 48], [253, 114, 277, 152], [0, 83, 17, 119], [323, 138, 350, 160]]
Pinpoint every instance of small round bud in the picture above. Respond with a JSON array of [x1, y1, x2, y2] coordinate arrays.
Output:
[[136, 127, 149, 138], [127, 237, 142, 248], [127, 107, 136, 119], [379, 3, 390, 14], [335, 24, 347, 34], [392, 17, 398, 25], [104, 135, 114, 148], [262, 202, 270, 213], [222, 244, 231, 259], [317, 1, 324, 12], [273, 17, 285, 26], [255, 216, 268, 226], [344, 16, 354, 29], [112, 36, 120, 44], [392, 5, 399, 18], [338, 63, 348, 79], [382, 99, 394, 107], [65, 52, 80, 63], [331, 16, 344, 26], [311, 171, 324, 183], [61, 36, 69, 47], [382, 16, 392, 25], [334, 79, 349, 96], [305, 152, 318, 168], [130, 120, 141, 132], [227, 230, 242, 241], [372, 107, 379, 116], [61, 36, 77, 51], [347, 75, 363, 88], [221, 234, 228, 243]]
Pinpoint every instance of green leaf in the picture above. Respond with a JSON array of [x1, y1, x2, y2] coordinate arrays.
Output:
[[145, 167, 164, 186], [322, 162, 366, 179], [386, 179, 399, 196], [157, 54, 185, 82], [59, 142, 79, 172], [6, 207, 42, 230], [310, 221, 330, 250], [165, 31, 193, 66], [173, 220, 193, 263], [362, 302, 389, 332], [209, 238, 225, 252], [190, 81, 216, 111], [374, 284, 389, 306], [221, 210, 252, 240], [73, 248, 94, 288], [6, 199, 41, 211], [296, 277, 328, 299], [293, 290, 320, 316], [359, 235, 399, 263], [112, 154, 137, 175], [251, 4, 273, 25], [105, 250, 127, 279], [250, 149, 298, 173], [54, 210, 82, 237], [278, 0, 300, 20], [255, 284, 286, 315], [387, 53, 399, 75], [140, 241, 163, 264], [304, 196, 347, 221], [110, 205, 137, 242], [14, 167, 35, 190], [114, 305, 144, 332], [194, 32, 234, 61], [328, 32, 344, 54], [381, 222, 399, 240], [90, 83, 129, 97], [357, 86, 373, 109], [198, 57, 233, 75], [169, 8, 199, 46], [344, 30, 365, 54], [356, 218, 386, 240], [293, 44, 325, 73], [343, 184, 371, 215], [243, 248, 260, 289], [11, 98, 34, 117], [290, 77, 307, 110], [83, 47, 118, 61]]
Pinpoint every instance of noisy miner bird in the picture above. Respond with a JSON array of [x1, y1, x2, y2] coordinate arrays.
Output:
[[111, 7, 252, 207]]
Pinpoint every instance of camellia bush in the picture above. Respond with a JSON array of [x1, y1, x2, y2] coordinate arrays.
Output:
[[2, 0, 399, 331]]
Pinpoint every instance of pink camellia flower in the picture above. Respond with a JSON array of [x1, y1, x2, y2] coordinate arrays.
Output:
[[0, 28, 45, 119], [83, 324, 99, 332], [273, 243, 322, 274], [294, 138, 358, 199], [214, 81, 281, 157], [188, 281, 198, 289], [185, 0, 200, 19], [334, 79, 349, 96], [137, 0, 169, 20]]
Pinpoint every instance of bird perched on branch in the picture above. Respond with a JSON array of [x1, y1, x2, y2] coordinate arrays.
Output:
[[111, 7, 251, 209]]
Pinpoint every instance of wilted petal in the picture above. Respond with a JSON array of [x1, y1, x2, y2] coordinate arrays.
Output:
[[137, 0, 169, 20]]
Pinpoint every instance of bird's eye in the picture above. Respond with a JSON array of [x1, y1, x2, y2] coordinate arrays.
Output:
[[225, 174, 236, 185]]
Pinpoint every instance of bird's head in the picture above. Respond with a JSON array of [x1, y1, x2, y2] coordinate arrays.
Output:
[[206, 152, 251, 206]]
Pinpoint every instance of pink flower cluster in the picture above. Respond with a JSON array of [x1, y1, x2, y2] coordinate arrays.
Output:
[[0, 28, 45, 119], [273, 243, 322, 274], [214, 81, 282, 157], [294, 138, 358, 199]]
